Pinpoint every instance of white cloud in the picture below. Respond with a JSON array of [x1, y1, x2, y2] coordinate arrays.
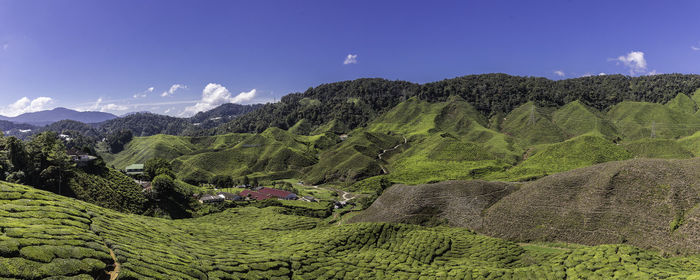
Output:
[[0, 97, 53, 117], [183, 83, 257, 116], [87, 98, 128, 112], [133, 86, 154, 99], [553, 70, 565, 77], [102, 103, 129, 111], [2, 43, 8, 51], [343, 54, 358, 65], [161, 84, 187, 97], [692, 46, 700, 51], [598, 73, 606, 76], [614, 51, 647, 75]]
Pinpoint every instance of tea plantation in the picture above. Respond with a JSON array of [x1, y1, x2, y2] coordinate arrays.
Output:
[[5, 181, 700, 279]]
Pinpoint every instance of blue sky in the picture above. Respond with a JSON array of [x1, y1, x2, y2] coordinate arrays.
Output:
[[1, 0, 699, 117]]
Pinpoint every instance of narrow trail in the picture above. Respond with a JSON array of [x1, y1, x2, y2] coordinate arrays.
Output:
[[106, 248, 120, 280], [377, 136, 407, 174]]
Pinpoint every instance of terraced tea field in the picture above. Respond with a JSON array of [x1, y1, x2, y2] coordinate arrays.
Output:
[[5, 181, 700, 279]]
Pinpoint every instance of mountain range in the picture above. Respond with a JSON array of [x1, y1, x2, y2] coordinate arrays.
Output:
[[0, 107, 118, 126]]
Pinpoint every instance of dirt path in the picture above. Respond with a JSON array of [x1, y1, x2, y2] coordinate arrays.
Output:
[[106, 248, 120, 280], [377, 136, 407, 174]]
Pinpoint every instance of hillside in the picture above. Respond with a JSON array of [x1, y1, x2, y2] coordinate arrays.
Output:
[[488, 135, 633, 181], [5, 181, 700, 279], [213, 74, 700, 136], [349, 180, 519, 227], [101, 134, 200, 169], [173, 128, 322, 182], [608, 101, 700, 139], [483, 158, 700, 255], [353, 158, 700, 255]]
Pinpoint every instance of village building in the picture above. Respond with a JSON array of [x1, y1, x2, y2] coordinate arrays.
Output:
[[125, 164, 144, 175], [199, 194, 225, 204], [66, 149, 97, 166]]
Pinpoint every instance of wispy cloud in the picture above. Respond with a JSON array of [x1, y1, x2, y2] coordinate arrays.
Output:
[[183, 83, 256, 116], [161, 84, 187, 97], [2, 43, 8, 51], [692, 45, 700, 51], [343, 54, 358, 65], [553, 70, 565, 77], [87, 98, 128, 112], [0, 97, 53, 117], [133, 87, 154, 99]]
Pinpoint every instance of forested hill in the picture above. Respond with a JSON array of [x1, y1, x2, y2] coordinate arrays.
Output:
[[419, 73, 700, 116], [215, 73, 700, 135], [216, 78, 420, 134]]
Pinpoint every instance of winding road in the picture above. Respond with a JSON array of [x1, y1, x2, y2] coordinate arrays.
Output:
[[377, 136, 407, 174]]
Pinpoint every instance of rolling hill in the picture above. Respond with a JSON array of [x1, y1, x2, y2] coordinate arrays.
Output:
[[353, 158, 700, 256], [4, 180, 700, 279]]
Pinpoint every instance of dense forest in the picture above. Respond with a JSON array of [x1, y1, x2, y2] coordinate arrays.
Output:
[[418, 73, 700, 116], [215, 74, 700, 135], [215, 78, 420, 133]]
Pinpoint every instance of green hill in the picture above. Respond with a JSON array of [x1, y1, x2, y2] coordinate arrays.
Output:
[[173, 128, 319, 183], [501, 102, 566, 146], [665, 93, 697, 114], [304, 131, 402, 184], [385, 134, 512, 184], [359, 98, 521, 185], [100, 134, 199, 169], [489, 135, 632, 181], [678, 131, 700, 156], [622, 138, 693, 159], [608, 101, 700, 140], [367, 97, 450, 136], [552, 100, 618, 139]]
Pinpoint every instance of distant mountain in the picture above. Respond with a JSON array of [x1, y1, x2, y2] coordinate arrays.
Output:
[[0, 107, 118, 126]]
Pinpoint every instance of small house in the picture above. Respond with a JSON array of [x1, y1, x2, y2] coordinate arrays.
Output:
[[66, 149, 97, 166], [125, 164, 145, 175], [217, 192, 242, 201], [199, 194, 225, 204]]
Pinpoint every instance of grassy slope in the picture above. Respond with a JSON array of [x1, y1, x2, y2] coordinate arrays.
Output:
[[364, 97, 520, 185], [68, 169, 148, 214], [174, 127, 319, 181], [101, 134, 198, 169], [608, 101, 700, 140], [552, 100, 618, 139], [665, 92, 697, 114], [487, 135, 633, 181], [304, 130, 401, 184], [102, 133, 251, 170], [623, 138, 694, 159], [501, 101, 566, 146], [4, 181, 700, 279]]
